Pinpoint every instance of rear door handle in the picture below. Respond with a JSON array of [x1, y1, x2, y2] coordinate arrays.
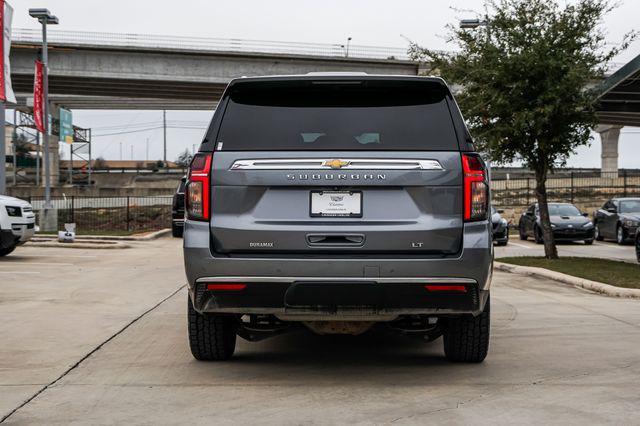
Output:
[[306, 234, 365, 247]]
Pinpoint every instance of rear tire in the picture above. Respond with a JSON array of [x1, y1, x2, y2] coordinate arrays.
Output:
[[188, 296, 237, 361], [443, 296, 490, 363], [584, 239, 594, 245], [0, 245, 16, 257], [172, 223, 183, 238]]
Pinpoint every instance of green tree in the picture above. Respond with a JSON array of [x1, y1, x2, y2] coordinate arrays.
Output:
[[93, 157, 108, 170], [410, 0, 636, 258], [175, 149, 193, 168]]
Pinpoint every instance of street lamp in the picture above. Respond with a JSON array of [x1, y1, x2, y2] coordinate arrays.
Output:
[[460, 16, 491, 176], [459, 19, 486, 29], [29, 8, 58, 214]]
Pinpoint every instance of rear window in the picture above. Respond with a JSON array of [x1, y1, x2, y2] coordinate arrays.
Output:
[[215, 79, 460, 151]]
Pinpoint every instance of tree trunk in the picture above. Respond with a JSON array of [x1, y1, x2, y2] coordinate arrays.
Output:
[[534, 168, 558, 259]]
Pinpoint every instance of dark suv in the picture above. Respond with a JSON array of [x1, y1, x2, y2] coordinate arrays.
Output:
[[183, 74, 493, 363]]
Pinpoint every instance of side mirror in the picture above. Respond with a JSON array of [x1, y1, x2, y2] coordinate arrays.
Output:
[[606, 207, 617, 213], [497, 209, 504, 214], [582, 212, 589, 217]]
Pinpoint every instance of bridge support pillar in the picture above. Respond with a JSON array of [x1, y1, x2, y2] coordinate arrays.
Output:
[[597, 125, 622, 178]]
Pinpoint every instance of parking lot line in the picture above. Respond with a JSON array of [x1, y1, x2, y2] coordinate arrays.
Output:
[[593, 242, 627, 250], [15, 254, 98, 259], [0, 262, 74, 266], [0, 271, 41, 274], [507, 242, 531, 249]]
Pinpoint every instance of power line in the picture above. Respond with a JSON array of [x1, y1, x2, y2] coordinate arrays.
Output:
[[93, 125, 208, 137]]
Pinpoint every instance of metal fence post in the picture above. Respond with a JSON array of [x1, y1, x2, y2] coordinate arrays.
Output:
[[126, 196, 131, 232], [623, 170, 628, 198], [570, 172, 574, 204], [71, 196, 75, 223], [526, 178, 531, 206]]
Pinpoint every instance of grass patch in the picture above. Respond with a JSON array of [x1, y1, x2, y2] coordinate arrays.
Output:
[[499, 257, 640, 289]]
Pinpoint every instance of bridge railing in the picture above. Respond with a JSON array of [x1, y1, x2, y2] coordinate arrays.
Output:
[[13, 28, 411, 61]]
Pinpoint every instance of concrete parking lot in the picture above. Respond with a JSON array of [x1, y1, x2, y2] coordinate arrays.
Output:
[[1, 238, 639, 424], [496, 237, 638, 263]]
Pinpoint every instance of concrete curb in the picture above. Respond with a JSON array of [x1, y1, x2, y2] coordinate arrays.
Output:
[[35, 228, 171, 242], [25, 241, 130, 250], [495, 261, 640, 299]]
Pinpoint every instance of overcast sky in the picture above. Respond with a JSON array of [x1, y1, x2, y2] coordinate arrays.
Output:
[[10, 0, 640, 167]]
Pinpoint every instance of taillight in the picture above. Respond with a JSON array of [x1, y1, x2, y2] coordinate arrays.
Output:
[[424, 284, 467, 293], [186, 152, 213, 221], [462, 153, 488, 222], [206, 283, 247, 291]]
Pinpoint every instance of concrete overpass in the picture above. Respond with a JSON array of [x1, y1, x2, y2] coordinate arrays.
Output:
[[10, 29, 421, 110], [596, 53, 640, 177]]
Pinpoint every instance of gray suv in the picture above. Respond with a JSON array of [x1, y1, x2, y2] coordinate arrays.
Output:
[[183, 74, 492, 363]]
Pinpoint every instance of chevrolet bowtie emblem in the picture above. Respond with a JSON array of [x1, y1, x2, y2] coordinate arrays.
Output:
[[323, 159, 350, 169]]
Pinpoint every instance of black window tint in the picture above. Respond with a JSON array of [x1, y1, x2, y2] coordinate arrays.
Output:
[[216, 79, 460, 151], [548, 204, 580, 216], [620, 200, 640, 213]]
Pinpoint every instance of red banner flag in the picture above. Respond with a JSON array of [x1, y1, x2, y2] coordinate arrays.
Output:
[[33, 59, 44, 132]]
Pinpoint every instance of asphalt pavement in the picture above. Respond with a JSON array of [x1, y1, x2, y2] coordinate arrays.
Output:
[[495, 236, 638, 263], [1, 238, 639, 424]]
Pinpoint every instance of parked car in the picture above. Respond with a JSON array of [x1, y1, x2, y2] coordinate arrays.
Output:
[[635, 228, 640, 263], [518, 202, 594, 244], [171, 176, 187, 238], [593, 198, 640, 245], [0, 195, 36, 256], [183, 74, 493, 363], [491, 206, 509, 246]]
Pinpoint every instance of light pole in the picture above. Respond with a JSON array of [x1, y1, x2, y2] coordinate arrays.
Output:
[[459, 18, 487, 29], [29, 8, 58, 211], [345, 37, 352, 57], [460, 16, 492, 177]]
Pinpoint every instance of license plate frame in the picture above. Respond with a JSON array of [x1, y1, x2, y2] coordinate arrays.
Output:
[[310, 190, 362, 218]]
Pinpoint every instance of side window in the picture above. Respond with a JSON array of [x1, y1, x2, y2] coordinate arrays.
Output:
[[602, 201, 610, 210]]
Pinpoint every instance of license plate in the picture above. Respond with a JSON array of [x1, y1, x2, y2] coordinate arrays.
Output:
[[310, 191, 362, 217]]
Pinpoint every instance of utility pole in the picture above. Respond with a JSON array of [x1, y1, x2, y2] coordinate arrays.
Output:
[[162, 110, 167, 165], [35, 132, 40, 186], [119, 142, 122, 161], [29, 9, 58, 214], [0, 101, 4, 194], [130, 144, 133, 160], [12, 110, 17, 186], [145, 138, 149, 161]]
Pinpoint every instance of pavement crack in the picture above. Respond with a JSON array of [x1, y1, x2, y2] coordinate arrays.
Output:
[[0, 284, 186, 424]]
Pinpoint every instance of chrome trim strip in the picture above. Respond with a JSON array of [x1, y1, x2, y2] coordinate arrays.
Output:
[[230, 158, 444, 171], [196, 276, 476, 284]]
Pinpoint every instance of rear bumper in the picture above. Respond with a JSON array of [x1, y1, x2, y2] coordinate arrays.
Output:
[[183, 220, 493, 317], [192, 277, 489, 317]]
